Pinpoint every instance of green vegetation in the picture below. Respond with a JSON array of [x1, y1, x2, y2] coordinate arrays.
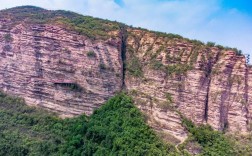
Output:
[[80, 93, 176, 156], [229, 134, 252, 155], [165, 93, 173, 104], [159, 93, 174, 110], [86, 50, 96, 58], [150, 60, 164, 70], [150, 59, 192, 76], [1, 6, 247, 57], [126, 56, 143, 77], [4, 33, 13, 42], [0, 92, 178, 156], [206, 42, 215, 47], [55, 16, 119, 40], [190, 49, 199, 65], [1, 6, 119, 40], [99, 63, 107, 70], [54, 83, 83, 92], [181, 118, 236, 156], [189, 39, 204, 46]]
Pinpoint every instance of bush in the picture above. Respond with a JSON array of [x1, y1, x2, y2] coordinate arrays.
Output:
[[206, 42, 215, 47], [54, 82, 83, 92], [99, 63, 107, 70], [165, 64, 192, 75], [182, 118, 236, 156], [150, 59, 192, 76], [4, 33, 13, 42], [126, 56, 143, 77], [87, 50, 96, 58]]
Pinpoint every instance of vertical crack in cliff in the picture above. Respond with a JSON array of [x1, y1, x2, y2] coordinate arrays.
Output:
[[204, 50, 221, 122], [219, 55, 239, 131], [244, 63, 249, 127], [119, 24, 127, 90], [33, 29, 44, 102]]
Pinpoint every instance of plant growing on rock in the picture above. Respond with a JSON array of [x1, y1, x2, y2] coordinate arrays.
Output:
[[4, 33, 13, 42], [87, 50, 96, 58], [99, 63, 107, 70], [126, 56, 143, 77], [206, 42, 215, 47], [182, 117, 236, 156]]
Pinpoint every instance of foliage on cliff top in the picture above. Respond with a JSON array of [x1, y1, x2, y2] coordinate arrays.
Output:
[[0, 6, 119, 40], [0, 91, 178, 156], [1, 6, 246, 55]]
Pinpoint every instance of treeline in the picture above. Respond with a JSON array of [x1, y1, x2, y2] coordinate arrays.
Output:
[[0, 92, 177, 156]]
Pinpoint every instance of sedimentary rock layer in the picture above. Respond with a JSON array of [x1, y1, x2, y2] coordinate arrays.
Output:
[[0, 7, 251, 141], [0, 19, 122, 117], [125, 28, 252, 139]]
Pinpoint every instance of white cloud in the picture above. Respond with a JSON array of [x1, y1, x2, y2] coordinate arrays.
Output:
[[0, 0, 251, 56]]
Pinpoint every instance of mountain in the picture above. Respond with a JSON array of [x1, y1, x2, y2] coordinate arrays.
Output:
[[0, 6, 251, 155]]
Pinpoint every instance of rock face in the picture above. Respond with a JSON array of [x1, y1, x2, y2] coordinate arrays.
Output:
[[0, 6, 251, 141], [125, 28, 252, 140], [0, 19, 123, 117]]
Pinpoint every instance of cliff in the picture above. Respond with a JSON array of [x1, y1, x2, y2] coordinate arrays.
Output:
[[0, 6, 251, 141]]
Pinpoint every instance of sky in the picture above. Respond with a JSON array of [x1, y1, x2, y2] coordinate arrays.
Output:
[[0, 0, 251, 56]]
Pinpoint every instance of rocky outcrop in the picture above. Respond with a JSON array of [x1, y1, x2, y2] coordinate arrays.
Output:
[[0, 6, 251, 141], [125, 28, 252, 140], [0, 19, 123, 117]]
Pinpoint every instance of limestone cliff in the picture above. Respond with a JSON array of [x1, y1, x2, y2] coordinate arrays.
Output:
[[125, 28, 251, 140], [0, 6, 123, 117], [0, 6, 251, 141]]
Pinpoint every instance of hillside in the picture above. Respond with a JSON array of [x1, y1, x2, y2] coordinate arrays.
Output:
[[3, 91, 249, 155], [0, 6, 252, 155], [0, 92, 178, 155]]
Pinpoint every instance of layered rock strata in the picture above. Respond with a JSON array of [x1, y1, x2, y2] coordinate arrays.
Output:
[[0, 19, 122, 117], [0, 7, 251, 141], [125, 28, 252, 140]]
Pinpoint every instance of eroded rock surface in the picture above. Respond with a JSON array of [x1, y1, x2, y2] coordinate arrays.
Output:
[[125, 28, 252, 140], [0, 7, 251, 141], [0, 20, 123, 117]]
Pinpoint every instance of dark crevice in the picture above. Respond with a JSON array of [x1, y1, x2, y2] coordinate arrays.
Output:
[[244, 63, 249, 127], [119, 24, 128, 90], [219, 57, 236, 131], [204, 50, 221, 122], [33, 31, 44, 102]]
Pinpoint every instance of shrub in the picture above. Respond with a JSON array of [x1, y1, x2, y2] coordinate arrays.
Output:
[[206, 42, 215, 47], [4, 33, 13, 42], [150, 59, 192, 76], [150, 60, 164, 70], [216, 44, 224, 50], [165, 64, 192, 75], [87, 50, 96, 58], [182, 118, 236, 156], [126, 56, 143, 77], [190, 39, 204, 46], [54, 83, 83, 92], [99, 63, 107, 70], [165, 93, 173, 104], [236, 50, 243, 56]]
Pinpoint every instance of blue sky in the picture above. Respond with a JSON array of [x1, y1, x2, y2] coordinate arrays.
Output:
[[0, 0, 251, 56]]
